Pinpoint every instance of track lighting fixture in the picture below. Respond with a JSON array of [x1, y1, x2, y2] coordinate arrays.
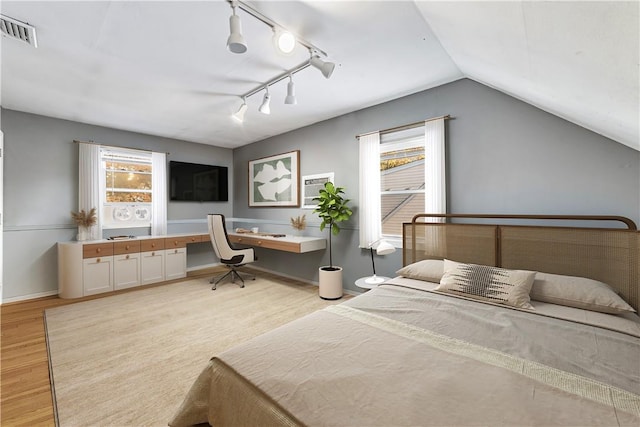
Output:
[[226, 1, 335, 122], [259, 87, 271, 115], [232, 98, 248, 122], [226, 1, 247, 54], [284, 75, 297, 105], [310, 55, 335, 79]]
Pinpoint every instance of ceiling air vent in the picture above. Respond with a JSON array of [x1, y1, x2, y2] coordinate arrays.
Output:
[[0, 14, 38, 48]]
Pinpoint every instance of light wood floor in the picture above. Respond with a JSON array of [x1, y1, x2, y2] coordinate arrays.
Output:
[[0, 268, 234, 426]]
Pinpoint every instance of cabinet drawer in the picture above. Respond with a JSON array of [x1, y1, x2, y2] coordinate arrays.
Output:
[[113, 240, 141, 255], [83, 243, 114, 259], [165, 237, 188, 248], [185, 235, 202, 244], [141, 238, 165, 252]]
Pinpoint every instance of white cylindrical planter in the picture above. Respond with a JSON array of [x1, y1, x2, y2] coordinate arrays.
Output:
[[319, 266, 343, 300]]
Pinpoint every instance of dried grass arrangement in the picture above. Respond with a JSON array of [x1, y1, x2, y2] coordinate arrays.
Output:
[[290, 214, 306, 231], [71, 208, 97, 227]]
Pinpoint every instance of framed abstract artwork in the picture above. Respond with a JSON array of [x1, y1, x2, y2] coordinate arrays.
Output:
[[248, 150, 300, 207]]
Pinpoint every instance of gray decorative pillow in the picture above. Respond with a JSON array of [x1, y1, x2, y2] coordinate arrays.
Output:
[[436, 259, 536, 309], [396, 259, 444, 283], [531, 272, 635, 314]]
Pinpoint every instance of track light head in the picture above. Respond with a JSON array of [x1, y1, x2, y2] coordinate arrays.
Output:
[[310, 55, 335, 79], [259, 87, 271, 114], [274, 29, 296, 55], [284, 75, 297, 105], [232, 99, 248, 122], [227, 4, 247, 54]]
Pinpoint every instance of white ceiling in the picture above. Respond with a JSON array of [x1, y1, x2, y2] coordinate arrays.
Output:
[[1, 1, 638, 151]]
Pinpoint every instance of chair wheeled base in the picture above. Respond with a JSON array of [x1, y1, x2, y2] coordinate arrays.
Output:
[[210, 266, 255, 290]]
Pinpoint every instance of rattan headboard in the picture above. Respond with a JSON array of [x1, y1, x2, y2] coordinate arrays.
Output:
[[402, 214, 639, 311]]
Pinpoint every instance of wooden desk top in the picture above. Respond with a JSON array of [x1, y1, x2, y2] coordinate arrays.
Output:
[[227, 232, 326, 254]]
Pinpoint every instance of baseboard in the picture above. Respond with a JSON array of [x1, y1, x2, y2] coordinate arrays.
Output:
[[1, 290, 59, 305]]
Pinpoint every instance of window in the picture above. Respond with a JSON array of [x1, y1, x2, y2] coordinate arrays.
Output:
[[380, 133, 426, 237], [359, 118, 446, 248], [101, 148, 153, 228]]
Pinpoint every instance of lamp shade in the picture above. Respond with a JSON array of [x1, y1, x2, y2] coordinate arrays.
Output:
[[227, 14, 247, 54], [259, 90, 271, 114], [274, 30, 296, 55], [232, 101, 247, 122], [310, 55, 335, 79], [375, 240, 395, 255], [284, 79, 297, 105]]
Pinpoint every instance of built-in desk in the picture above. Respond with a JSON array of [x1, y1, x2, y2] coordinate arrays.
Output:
[[228, 233, 326, 253], [59, 232, 326, 299]]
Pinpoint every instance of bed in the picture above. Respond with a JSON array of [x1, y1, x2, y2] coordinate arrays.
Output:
[[170, 214, 640, 427]]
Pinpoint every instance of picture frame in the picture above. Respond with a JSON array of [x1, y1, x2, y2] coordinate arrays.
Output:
[[301, 172, 334, 209], [248, 150, 300, 207]]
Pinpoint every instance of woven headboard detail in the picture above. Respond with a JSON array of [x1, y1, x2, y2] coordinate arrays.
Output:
[[403, 214, 639, 311]]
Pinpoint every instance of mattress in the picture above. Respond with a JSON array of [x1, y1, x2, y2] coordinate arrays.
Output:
[[170, 277, 640, 426]]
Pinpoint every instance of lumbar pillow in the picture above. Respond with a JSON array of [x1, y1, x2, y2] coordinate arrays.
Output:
[[396, 259, 444, 283], [531, 272, 635, 314], [436, 259, 536, 309]]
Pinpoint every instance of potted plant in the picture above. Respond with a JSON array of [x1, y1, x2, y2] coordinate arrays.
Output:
[[313, 182, 353, 299]]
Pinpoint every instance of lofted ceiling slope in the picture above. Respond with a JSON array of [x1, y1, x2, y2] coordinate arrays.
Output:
[[0, 1, 638, 151]]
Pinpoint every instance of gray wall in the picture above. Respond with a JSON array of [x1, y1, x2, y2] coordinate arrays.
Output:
[[233, 78, 640, 292], [1, 109, 232, 300], [2, 78, 638, 300]]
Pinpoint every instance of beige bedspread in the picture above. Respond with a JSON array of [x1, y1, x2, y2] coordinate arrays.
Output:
[[170, 279, 640, 427]]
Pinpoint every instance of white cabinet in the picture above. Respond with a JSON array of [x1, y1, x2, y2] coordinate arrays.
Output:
[[82, 256, 114, 295], [114, 253, 141, 290], [140, 238, 166, 285], [141, 250, 165, 285], [58, 234, 205, 299], [165, 247, 187, 280]]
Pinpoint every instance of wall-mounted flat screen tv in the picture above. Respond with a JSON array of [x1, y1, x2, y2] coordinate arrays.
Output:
[[169, 161, 229, 202]]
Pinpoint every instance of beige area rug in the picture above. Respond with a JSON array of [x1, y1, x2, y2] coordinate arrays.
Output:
[[45, 274, 345, 426]]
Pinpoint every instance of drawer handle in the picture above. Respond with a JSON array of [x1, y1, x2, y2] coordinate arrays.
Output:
[[126, 254, 130, 260], [151, 244, 156, 248], [151, 251, 155, 256], [125, 245, 130, 250], [257, 241, 262, 245], [175, 249, 178, 254], [96, 248, 101, 253], [174, 240, 178, 245], [96, 258, 101, 263]]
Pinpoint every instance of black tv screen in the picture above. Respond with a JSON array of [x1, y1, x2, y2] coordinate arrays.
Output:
[[169, 161, 229, 202]]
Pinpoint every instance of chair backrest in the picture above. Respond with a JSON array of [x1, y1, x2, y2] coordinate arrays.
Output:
[[207, 214, 237, 261]]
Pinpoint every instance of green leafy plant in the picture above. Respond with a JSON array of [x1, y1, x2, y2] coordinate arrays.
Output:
[[313, 182, 353, 269]]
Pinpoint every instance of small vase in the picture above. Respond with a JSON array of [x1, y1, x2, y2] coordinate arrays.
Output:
[[77, 227, 89, 241]]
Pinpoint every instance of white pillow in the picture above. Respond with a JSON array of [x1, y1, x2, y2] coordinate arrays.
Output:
[[396, 259, 444, 283], [531, 272, 635, 314], [436, 259, 536, 309]]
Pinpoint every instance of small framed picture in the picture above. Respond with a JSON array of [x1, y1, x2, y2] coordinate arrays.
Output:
[[301, 172, 334, 209], [248, 150, 300, 207]]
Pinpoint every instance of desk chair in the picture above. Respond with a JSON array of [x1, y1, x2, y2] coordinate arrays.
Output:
[[207, 214, 256, 290]]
